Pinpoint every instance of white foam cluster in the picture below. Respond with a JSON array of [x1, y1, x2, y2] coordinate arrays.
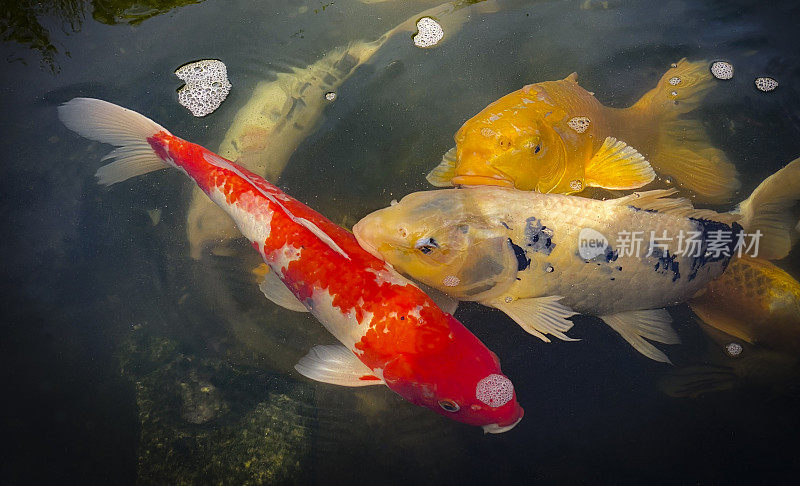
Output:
[[413, 17, 444, 48], [755, 76, 778, 92], [442, 275, 460, 287], [725, 342, 743, 357], [475, 374, 513, 407], [175, 59, 232, 117], [710, 61, 734, 80], [568, 116, 591, 133]]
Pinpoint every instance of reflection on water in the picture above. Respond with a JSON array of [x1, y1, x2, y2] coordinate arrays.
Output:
[[0, 0, 204, 71], [3, 0, 800, 483]]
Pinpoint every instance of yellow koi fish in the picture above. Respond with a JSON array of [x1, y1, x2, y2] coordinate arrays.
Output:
[[356, 159, 800, 363], [689, 257, 800, 354], [427, 59, 740, 203]]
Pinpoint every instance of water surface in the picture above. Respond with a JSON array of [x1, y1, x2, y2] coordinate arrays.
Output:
[[2, 0, 800, 483]]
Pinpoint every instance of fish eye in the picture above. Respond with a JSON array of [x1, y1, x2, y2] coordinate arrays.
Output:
[[438, 399, 460, 412], [414, 237, 439, 254]]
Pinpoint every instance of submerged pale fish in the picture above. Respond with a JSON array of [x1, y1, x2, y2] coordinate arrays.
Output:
[[427, 59, 740, 203], [356, 159, 800, 363], [59, 98, 524, 433], [187, 0, 485, 259]]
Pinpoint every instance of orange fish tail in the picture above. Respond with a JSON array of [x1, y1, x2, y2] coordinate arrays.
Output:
[[629, 59, 740, 204]]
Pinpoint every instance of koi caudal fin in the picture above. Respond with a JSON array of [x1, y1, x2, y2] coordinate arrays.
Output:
[[58, 98, 173, 185], [737, 158, 800, 260], [631, 59, 740, 204]]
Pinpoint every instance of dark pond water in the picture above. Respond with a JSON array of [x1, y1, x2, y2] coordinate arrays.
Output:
[[2, 0, 800, 483]]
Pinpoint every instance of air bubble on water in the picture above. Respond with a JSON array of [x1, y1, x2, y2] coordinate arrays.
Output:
[[175, 59, 231, 117], [475, 374, 514, 407], [725, 342, 743, 357], [568, 116, 590, 133], [569, 179, 583, 191], [544, 264, 554, 273], [668, 77, 681, 85], [755, 76, 778, 92], [670, 90, 678, 97], [443, 275, 460, 287], [413, 17, 444, 48], [325, 91, 337, 101], [710, 61, 734, 80]]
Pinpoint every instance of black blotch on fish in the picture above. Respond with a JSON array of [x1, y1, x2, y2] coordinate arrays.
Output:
[[686, 219, 742, 281], [524, 216, 555, 255], [501, 221, 512, 230], [509, 239, 531, 271], [650, 247, 681, 282], [628, 205, 659, 213]]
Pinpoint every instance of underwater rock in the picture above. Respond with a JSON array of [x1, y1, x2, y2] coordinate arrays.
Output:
[[118, 327, 312, 483], [175, 59, 232, 117]]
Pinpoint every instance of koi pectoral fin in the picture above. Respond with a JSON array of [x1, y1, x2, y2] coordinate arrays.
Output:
[[494, 295, 579, 342], [426, 146, 458, 187], [256, 264, 309, 312], [599, 308, 679, 363], [295, 345, 384, 387], [584, 137, 655, 190]]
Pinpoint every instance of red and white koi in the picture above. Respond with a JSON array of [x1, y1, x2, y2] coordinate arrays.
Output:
[[58, 98, 524, 432]]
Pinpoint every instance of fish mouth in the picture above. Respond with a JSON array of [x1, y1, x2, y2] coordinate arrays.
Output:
[[353, 218, 384, 260], [452, 175, 515, 187], [482, 414, 523, 434]]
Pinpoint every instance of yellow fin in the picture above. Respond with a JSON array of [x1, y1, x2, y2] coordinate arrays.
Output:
[[493, 295, 579, 343], [659, 364, 738, 398], [600, 309, 679, 363], [737, 157, 800, 259], [426, 146, 457, 187], [610, 188, 739, 225], [649, 119, 740, 204], [628, 59, 740, 203], [584, 137, 656, 190], [689, 302, 757, 345], [632, 58, 715, 114], [564, 72, 578, 83]]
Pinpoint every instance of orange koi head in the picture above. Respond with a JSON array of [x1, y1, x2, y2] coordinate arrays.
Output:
[[451, 91, 569, 192]]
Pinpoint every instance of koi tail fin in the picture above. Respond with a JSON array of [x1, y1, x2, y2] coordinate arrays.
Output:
[[630, 59, 740, 204], [57, 98, 173, 185], [736, 157, 800, 260]]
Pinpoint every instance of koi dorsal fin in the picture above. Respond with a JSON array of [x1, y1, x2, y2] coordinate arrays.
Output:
[[203, 152, 351, 260]]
